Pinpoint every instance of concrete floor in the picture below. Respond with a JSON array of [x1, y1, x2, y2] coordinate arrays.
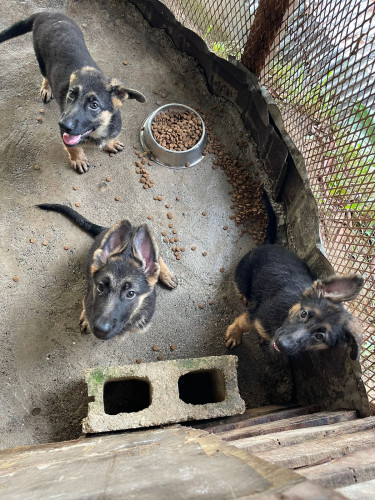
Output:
[[0, 0, 291, 450]]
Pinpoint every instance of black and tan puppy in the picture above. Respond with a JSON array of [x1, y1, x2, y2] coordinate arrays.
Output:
[[225, 244, 364, 360], [0, 12, 145, 173], [38, 204, 178, 340]]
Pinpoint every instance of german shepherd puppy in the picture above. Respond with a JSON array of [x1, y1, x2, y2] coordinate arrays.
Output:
[[38, 204, 178, 340], [0, 12, 145, 173], [225, 244, 364, 360]]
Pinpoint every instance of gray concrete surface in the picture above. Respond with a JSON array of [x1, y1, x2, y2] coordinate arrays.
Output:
[[0, 0, 292, 450]]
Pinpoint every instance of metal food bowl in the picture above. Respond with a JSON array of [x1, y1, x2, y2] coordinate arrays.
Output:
[[140, 103, 206, 169]]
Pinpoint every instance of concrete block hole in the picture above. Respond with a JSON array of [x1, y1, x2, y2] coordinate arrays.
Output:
[[104, 378, 151, 415], [178, 369, 226, 405]]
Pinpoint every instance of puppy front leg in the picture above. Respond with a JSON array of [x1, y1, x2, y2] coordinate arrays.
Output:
[[79, 301, 92, 335], [158, 257, 178, 289], [225, 312, 251, 349], [102, 137, 124, 154], [40, 78, 53, 103], [63, 145, 90, 174]]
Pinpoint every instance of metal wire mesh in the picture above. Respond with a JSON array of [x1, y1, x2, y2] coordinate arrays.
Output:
[[164, 0, 375, 406]]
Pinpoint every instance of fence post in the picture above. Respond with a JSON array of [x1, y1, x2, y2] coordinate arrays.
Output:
[[241, 0, 292, 76]]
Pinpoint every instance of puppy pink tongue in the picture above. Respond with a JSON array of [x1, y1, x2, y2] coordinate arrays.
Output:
[[273, 341, 280, 352], [63, 133, 82, 146]]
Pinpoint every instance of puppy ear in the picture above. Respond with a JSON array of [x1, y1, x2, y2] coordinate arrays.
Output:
[[345, 316, 363, 360], [305, 275, 364, 302], [92, 220, 132, 270], [109, 78, 146, 103], [132, 224, 160, 279]]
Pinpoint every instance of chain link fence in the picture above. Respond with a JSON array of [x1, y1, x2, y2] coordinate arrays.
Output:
[[163, 0, 375, 407]]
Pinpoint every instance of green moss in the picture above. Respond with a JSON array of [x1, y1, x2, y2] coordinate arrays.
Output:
[[88, 369, 106, 386]]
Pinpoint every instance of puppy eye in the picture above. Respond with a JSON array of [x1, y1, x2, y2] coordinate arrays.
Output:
[[97, 282, 105, 293], [314, 332, 325, 341], [300, 310, 308, 319], [126, 290, 136, 298], [89, 101, 99, 110]]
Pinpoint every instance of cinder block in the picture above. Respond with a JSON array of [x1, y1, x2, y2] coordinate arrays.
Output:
[[82, 355, 245, 434]]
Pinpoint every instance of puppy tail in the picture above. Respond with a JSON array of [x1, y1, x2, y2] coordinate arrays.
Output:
[[37, 204, 106, 237], [262, 190, 277, 245], [0, 15, 38, 43]]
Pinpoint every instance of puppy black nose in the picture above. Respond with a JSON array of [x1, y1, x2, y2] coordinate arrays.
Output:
[[59, 119, 75, 133], [93, 320, 112, 337]]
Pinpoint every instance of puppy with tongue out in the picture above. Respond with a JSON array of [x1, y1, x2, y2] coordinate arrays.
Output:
[[0, 12, 146, 173]]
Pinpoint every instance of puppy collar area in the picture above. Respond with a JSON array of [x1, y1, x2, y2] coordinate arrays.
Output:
[[62, 129, 93, 145]]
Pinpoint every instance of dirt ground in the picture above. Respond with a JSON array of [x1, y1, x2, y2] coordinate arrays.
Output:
[[0, 0, 292, 450]]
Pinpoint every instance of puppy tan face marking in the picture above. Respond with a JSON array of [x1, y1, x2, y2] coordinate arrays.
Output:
[[90, 110, 112, 139], [111, 95, 123, 109], [289, 303, 301, 317]]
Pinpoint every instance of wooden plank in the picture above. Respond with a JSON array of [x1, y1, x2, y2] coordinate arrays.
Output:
[[336, 478, 375, 500], [204, 405, 322, 434], [234, 416, 375, 453], [188, 404, 297, 430], [254, 428, 375, 469], [216, 411, 357, 441], [300, 446, 375, 489], [0, 424, 308, 499]]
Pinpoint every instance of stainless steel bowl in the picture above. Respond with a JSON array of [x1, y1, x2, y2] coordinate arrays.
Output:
[[140, 103, 206, 169]]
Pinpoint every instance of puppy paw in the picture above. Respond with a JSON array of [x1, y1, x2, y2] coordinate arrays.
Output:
[[79, 309, 92, 335], [40, 78, 53, 103], [225, 324, 243, 350], [103, 139, 124, 154], [71, 158, 90, 174], [160, 270, 178, 289]]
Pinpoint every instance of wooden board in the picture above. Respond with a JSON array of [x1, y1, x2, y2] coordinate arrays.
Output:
[[336, 478, 375, 500], [234, 416, 375, 453], [255, 428, 375, 468], [300, 446, 375, 489], [202, 405, 321, 433], [0, 424, 345, 499], [216, 410, 357, 441], [189, 404, 298, 430]]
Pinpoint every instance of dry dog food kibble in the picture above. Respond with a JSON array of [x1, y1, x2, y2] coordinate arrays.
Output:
[[151, 109, 203, 151]]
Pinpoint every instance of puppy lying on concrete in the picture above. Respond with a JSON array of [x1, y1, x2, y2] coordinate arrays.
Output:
[[0, 12, 145, 173], [38, 203, 178, 340], [225, 243, 363, 360]]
